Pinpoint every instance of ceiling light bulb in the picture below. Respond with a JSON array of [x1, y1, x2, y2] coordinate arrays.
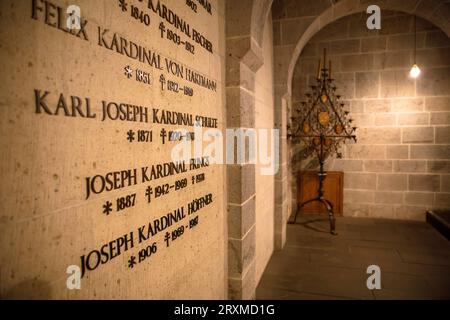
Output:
[[409, 64, 421, 78]]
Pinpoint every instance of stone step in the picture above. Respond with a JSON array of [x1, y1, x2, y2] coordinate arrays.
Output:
[[426, 210, 450, 241]]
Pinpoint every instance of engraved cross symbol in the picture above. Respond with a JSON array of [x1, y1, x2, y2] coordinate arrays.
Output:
[[159, 22, 166, 38], [164, 232, 171, 247], [145, 186, 153, 203], [159, 74, 166, 91], [160, 129, 167, 144]]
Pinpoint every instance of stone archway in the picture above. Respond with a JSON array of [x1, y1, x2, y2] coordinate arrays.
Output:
[[275, 0, 450, 219], [286, 0, 450, 97], [225, 0, 274, 300]]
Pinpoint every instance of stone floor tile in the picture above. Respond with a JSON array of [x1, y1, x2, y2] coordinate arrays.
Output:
[[256, 215, 450, 300], [256, 286, 349, 300]]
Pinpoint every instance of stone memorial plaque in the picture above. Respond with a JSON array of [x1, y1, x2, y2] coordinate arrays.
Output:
[[0, 0, 225, 299]]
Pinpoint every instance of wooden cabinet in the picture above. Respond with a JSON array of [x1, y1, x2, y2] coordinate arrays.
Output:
[[297, 171, 344, 216]]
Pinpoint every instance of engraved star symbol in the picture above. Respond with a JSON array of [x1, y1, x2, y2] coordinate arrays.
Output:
[[124, 65, 133, 79], [103, 201, 113, 216], [127, 130, 135, 142], [128, 255, 136, 269], [119, 0, 128, 12]]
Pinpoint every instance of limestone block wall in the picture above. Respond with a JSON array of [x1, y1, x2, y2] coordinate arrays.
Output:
[[0, 0, 226, 299], [225, 0, 278, 299], [255, 12, 275, 283], [290, 11, 450, 220]]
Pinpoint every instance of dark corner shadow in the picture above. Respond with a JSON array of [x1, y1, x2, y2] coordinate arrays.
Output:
[[2, 279, 52, 300], [289, 215, 330, 234]]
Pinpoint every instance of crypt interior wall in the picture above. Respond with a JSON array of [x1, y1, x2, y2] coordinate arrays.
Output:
[[4, 0, 449, 301], [225, 0, 279, 299], [0, 0, 280, 301], [290, 11, 450, 220], [0, 0, 227, 299]]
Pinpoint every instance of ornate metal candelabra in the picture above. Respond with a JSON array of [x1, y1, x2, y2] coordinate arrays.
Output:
[[288, 49, 357, 235]]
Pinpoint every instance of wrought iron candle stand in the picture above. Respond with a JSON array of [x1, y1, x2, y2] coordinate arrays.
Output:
[[288, 49, 357, 235]]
